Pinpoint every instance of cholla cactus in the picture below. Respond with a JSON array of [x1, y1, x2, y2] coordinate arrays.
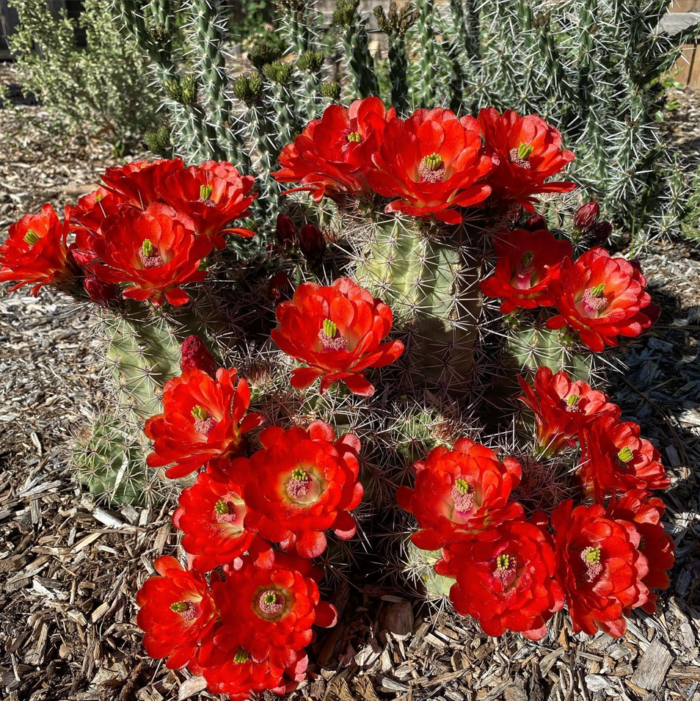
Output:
[[1, 3, 680, 698]]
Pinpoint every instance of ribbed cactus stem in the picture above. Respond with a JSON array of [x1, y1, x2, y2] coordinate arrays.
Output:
[[464, 0, 481, 61], [353, 213, 480, 392], [187, 0, 250, 169], [262, 63, 299, 146], [334, 0, 379, 99]]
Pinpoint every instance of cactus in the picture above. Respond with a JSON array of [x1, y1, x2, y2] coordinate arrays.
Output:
[[348, 212, 482, 392]]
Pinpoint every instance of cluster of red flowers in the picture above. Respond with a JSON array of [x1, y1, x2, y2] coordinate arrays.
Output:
[[273, 99, 575, 223], [399, 368, 673, 639], [480, 224, 660, 351], [0, 159, 256, 306], [137, 336, 365, 697]]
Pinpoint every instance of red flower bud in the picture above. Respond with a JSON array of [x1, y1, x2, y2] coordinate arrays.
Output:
[[297, 224, 326, 261], [523, 212, 547, 231], [180, 335, 217, 377], [589, 220, 612, 245], [267, 271, 294, 302], [275, 214, 297, 248], [83, 274, 122, 307], [573, 202, 600, 231]]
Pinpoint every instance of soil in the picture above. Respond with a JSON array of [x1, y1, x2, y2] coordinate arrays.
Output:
[[1, 62, 700, 701]]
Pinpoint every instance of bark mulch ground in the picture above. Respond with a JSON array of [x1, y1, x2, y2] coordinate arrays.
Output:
[[2, 64, 700, 701]]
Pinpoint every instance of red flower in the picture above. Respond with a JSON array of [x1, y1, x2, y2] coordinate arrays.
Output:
[[551, 500, 649, 637], [273, 97, 394, 202], [136, 555, 217, 669], [210, 553, 337, 672], [0, 204, 78, 295], [546, 248, 660, 352], [90, 203, 212, 306], [396, 438, 524, 550], [162, 163, 257, 249], [236, 421, 363, 558], [271, 278, 404, 397], [518, 367, 620, 455], [83, 274, 121, 307], [69, 187, 128, 241], [197, 646, 306, 700], [579, 417, 670, 500], [477, 108, 576, 210], [606, 490, 674, 614], [480, 228, 573, 313], [173, 472, 256, 572], [144, 367, 264, 479], [100, 158, 184, 208], [180, 335, 217, 377], [366, 108, 494, 223], [437, 519, 564, 640]]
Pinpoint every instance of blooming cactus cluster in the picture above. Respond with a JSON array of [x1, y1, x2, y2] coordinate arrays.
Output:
[[0, 96, 675, 699]]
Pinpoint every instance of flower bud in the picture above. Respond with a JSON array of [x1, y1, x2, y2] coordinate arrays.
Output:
[[180, 335, 217, 377], [298, 224, 326, 262], [275, 214, 297, 248], [573, 202, 600, 231], [83, 275, 121, 308], [588, 220, 612, 245], [267, 271, 294, 302], [523, 212, 547, 231]]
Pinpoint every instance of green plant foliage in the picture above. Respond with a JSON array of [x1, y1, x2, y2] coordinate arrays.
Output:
[[10, 0, 159, 153]]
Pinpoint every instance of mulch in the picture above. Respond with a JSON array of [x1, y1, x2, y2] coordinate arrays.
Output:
[[1, 62, 700, 701]]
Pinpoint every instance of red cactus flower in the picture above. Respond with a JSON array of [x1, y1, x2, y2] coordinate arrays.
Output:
[[396, 438, 524, 550], [180, 335, 218, 377], [136, 555, 218, 669], [162, 164, 257, 249], [477, 108, 576, 210], [69, 187, 128, 235], [551, 500, 649, 637], [90, 203, 212, 306], [210, 553, 337, 672], [100, 158, 184, 208], [573, 202, 600, 231], [437, 518, 564, 640], [546, 248, 660, 352], [271, 278, 404, 397], [606, 490, 674, 614], [579, 416, 670, 500], [0, 204, 78, 295], [273, 97, 395, 202], [518, 367, 621, 455], [366, 108, 494, 223], [173, 471, 256, 572], [236, 421, 363, 558], [197, 645, 306, 700], [144, 367, 264, 479], [480, 228, 573, 313]]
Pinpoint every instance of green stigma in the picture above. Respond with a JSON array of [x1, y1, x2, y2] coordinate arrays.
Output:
[[141, 238, 155, 257], [591, 283, 605, 297], [94, 193, 105, 203], [521, 251, 534, 268], [323, 319, 337, 338], [422, 152, 443, 171], [567, 394, 580, 406], [496, 554, 510, 570], [517, 142, 534, 160], [618, 446, 634, 463], [215, 500, 229, 515], [191, 404, 208, 420], [200, 184, 214, 200], [291, 467, 308, 481], [584, 546, 601, 564], [263, 592, 278, 606], [347, 131, 362, 143], [170, 601, 189, 613], [23, 229, 40, 246], [233, 649, 249, 664], [454, 478, 470, 495]]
